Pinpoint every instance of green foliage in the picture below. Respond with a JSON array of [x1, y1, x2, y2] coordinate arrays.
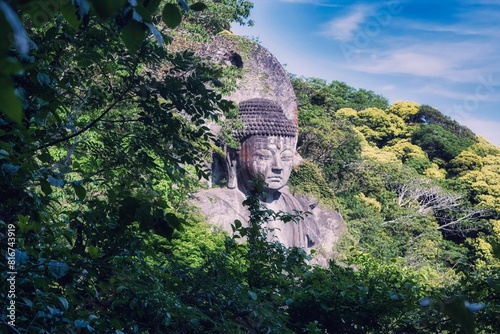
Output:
[[388, 100, 420, 120], [181, 0, 254, 41], [1, 1, 498, 332], [292, 76, 389, 119], [297, 114, 362, 185], [0, 1, 243, 332], [357, 107, 408, 147], [410, 104, 477, 142], [412, 124, 476, 164], [288, 253, 435, 333], [289, 161, 339, 210], [448, 151, 484, 177]]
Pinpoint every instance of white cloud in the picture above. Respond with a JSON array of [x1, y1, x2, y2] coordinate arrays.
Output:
[[415, 84, 469, 100], [347, 40, 496, 83], [321, 5, 372, 41]]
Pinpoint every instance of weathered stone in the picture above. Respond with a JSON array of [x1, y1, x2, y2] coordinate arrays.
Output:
[[197, 34, 298, 125], [193, 36, 345, 263]]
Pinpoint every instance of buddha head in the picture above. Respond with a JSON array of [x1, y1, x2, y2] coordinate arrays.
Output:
[[229, 98, 298, 192]]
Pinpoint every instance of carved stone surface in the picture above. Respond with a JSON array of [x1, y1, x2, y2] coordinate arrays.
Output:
[[234, 99, 297, 141], [194, 96, 345, 261], [193, 35, 344, 261], [197, 34, 298, 126]]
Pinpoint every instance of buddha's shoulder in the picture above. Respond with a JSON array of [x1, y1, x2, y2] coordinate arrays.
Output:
[[194, 187, 246, 204], [191, 188, 250, 229]]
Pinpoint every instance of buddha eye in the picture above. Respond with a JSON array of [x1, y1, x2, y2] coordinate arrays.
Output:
[[253, 150, 272, 161], [281, 150, 293, 162], [255, 153, 271, 160]]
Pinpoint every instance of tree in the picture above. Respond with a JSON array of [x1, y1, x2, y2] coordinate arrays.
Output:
[[388, 100, 420, 120], [297, 115, 362, 184], [448, 151, 484, 177], [409, 104, 476, 142], [412, 124, 475, 164], [356, 107, 407, 147], [291, 76, 389, 118], [0, 0, 251, 331]]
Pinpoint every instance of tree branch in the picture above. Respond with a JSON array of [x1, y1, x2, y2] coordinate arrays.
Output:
[[35, 96, 129, 152]]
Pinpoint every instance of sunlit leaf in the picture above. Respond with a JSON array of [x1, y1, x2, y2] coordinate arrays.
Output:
[[48, 260, 69, 280], [58, 296, 69, 310], [145, 22, 163, 46], [74, 0, 91, 20], [74, 320, 90, 328], [177, 0, 189, 11], [48, 175, 64, 187]]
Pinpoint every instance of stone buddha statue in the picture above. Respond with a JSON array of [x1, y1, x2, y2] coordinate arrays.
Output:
[[195, 98, 344, 253]]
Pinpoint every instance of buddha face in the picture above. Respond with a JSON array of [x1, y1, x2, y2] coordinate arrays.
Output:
[[239, 135, 295, 191]]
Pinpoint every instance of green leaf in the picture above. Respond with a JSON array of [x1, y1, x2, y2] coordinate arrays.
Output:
[[87, 245, 101, 259], [121, 20, 145, 54], [110, 318, 123, 330], [491, 240, 500, 260], [143, 0, 162, 12], [48, 260, 69, 280], [162, 4, 182, 29], [0, 2, 29, 56], [61, 2, 82, 29], [0, 57, 23, 75], [90, 0, 127, 19], [73, 183, 86, 201], [0, 79, 23, 125], [190, 2, 208, 11], [165, 212, 184, 231]]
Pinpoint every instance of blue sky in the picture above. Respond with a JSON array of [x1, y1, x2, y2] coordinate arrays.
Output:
[[231, 0, 500, 146]]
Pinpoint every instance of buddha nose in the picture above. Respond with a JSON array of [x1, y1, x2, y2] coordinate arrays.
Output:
[[272, 154, 283, 170]]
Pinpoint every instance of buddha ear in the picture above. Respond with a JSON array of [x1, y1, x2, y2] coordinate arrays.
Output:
[[226, 148, 239, 189]]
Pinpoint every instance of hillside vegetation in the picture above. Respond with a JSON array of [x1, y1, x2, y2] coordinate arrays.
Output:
[[1, 1, 499, 333]]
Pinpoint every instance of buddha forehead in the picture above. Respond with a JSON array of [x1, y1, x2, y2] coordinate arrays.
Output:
[[242, 135, 295, 150]]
